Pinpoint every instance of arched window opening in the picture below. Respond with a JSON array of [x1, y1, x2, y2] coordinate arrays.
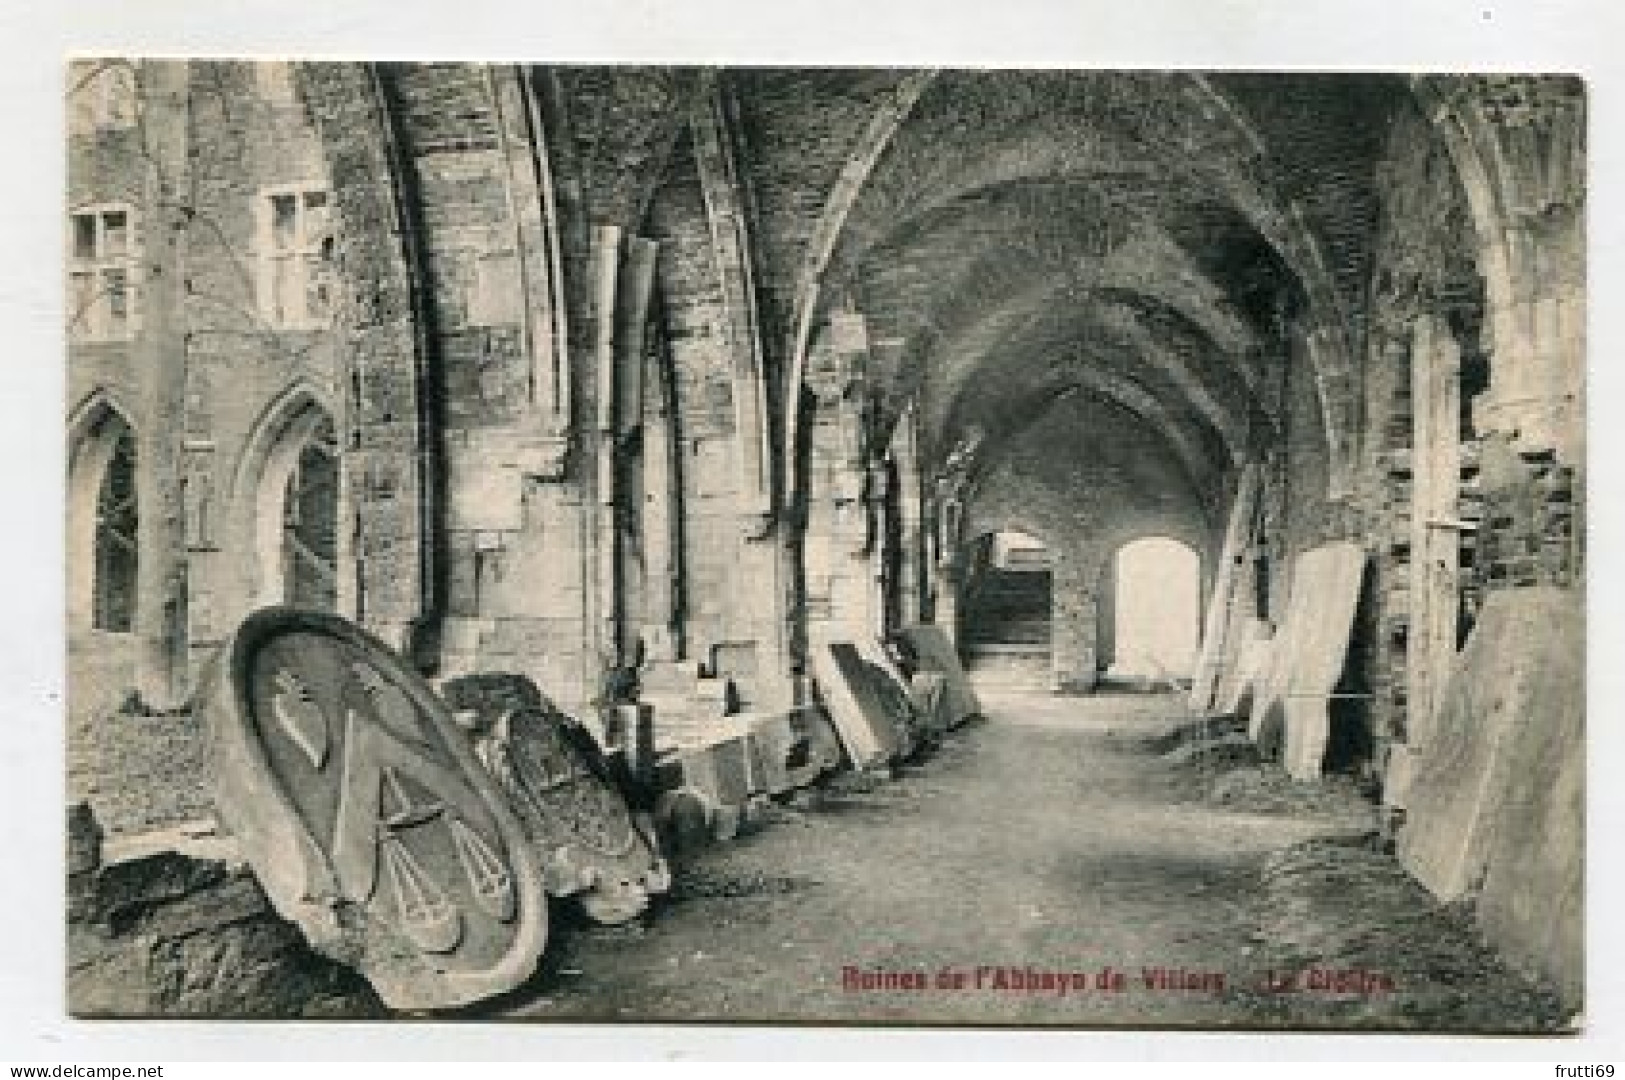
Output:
[[1109, 536, 1200, 687], [238, 391, 344, 617], [92, 422, 139, 632], [281, 414, 339, 612]]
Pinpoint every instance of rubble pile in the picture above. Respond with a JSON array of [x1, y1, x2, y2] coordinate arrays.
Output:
[[1225, 833, 1569, 1032]]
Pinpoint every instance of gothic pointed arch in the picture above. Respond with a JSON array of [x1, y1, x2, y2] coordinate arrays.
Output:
[[67, 390, 139, 633]]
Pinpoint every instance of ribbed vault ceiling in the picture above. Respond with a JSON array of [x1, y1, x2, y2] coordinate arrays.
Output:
[[583, 66, 1413, 530], [780, 69, 1408, 525]]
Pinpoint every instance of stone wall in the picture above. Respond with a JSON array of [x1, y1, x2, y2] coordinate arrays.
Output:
[[69, 60, 354, 833]]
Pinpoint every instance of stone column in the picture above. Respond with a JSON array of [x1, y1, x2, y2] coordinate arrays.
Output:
[[588, 224, 622, 672], [133, 60, 190, 711], [890, 404, 926, 626], [640, 326, 682, 663], [1407, 315, 1462, 747], [613, 237, 659, 662]]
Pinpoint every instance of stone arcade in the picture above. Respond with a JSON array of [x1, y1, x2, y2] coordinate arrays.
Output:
[[65, 62, 1584, 1022]]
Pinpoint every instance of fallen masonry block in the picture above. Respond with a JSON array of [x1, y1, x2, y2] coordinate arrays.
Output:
[[639, 659, 746, 755], [201, 609, 550, 1012], [742, 710, 832, 795], [659, 728, 757, 809]]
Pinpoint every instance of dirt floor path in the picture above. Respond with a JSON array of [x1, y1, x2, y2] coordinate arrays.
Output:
[[498, 692, 1391, 1027]]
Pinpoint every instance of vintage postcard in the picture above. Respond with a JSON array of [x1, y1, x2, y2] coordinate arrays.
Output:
[[64, 60, 1583, 1031]]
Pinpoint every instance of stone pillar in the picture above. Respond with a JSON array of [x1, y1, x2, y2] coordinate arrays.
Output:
[[930, 490, 962, 645], [1476, 207, 1584, 463], [298, 63, 437, 658], [1095, 555, 1116, 675], [588, 224, 622, 673], [802, 314, 876, 648], [133, 60, 190, 711], [890, 404, 926, 626], [1407, 315, 1462, 747], [640, 328, 682, 662], [1050, 553, 1098, 693], [612, 237, 658, 663]]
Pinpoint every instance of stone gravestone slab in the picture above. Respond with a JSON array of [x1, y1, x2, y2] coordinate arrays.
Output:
[[788, 704, 846, 779], [856, 638, 926, 757], [204, 609, 548, 1012], [442, 672, 670, 926], [811, 641, 911, 769], [1398, 587, 1581, 907], [1473, 591, 1583, 1013], [741, 711, 827, 795], [1247, 541, 1365, 781], [898, 624, 981, 728], [1213, 618, 1272, 718], [905, 670, 951, 742]]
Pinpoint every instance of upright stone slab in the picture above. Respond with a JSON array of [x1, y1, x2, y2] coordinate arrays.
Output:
[[898, 624, 981, 729], [906, 670, 951, 741], [1247, 541, 1365, 780], [1214, 618, 1272, 717], [1474, 590, 1583, 1013], [1399, 588, 1581, 905], [203, 609, 548, 1012]]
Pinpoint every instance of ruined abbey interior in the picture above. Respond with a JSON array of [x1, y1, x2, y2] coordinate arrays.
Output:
[[64, 62, 1584, 1028]]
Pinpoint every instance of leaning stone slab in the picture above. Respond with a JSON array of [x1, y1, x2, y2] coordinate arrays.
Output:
[[202, 609, 549, 1012], [855, 637, 927, 755], [1247, 541, 1365, 781], [1474, 591, 1583, 1014], [811, 641, 911, 769], [1399, 587, 1581, 912], [905, 670, 952, 742], [898, 624, 981, 728], [789, 705, 846, 778], [1213, 618, 1272, 718]]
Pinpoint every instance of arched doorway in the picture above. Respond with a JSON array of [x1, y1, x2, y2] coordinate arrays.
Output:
[[958, 529, 1053, 689], [235, 389, 345, 616], [67, 398, 138, 634], [1107, 536, 1200, 687]]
